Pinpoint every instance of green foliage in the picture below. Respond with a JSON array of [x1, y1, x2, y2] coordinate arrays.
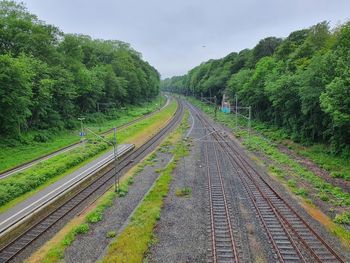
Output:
[[116, 186, 128, 197], [100, 110, 190, 263], [74, 223, 90, 234], [175, 187, 192, 197], [0, 142, 108, 207], [189, 98, 350, 208], [106, 231, 116, 238], [0, 1, 160, 140], [0, 96, 164, 173], [333, 212, 350, 225], [162, 21, 350, 153]]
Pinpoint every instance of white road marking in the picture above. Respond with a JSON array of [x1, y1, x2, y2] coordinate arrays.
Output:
[[0, 145, 131, 232]]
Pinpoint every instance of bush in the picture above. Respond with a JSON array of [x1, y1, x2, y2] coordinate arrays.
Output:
[[175, 187, 192, 197], [33, 133, 50, 143], [292, 187, 308, 197], [318, 192, 329, 202], [86, 210, 103, 223], [333, 212, 350, 225], [74, 223, 89, 234], [127, 177, 134, 185], [106, 231, 116, 238], [0, 142, 109, 207]]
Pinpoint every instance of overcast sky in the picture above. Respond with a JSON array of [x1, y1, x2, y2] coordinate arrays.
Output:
[[19, 0, 350, 78]]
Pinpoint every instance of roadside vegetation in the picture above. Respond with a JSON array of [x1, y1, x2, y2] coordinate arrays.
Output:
[[0, 100, 177, 213], [188, 98, 350, 247], [27, 111, 189, 263], [0, 96, 165, 173], [0, 1, 160, 169]]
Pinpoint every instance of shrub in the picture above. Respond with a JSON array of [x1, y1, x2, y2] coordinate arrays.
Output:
[[287, 179, 297, 188], [33, 133, 50, 143], [86, 210, 103, 223], [0, 142, 109, 207], [333, 212, 350, 225], [175, 187, 192, 197], [106, 231, 116, 238], [127, 177, 134, 185], [292, 187, 308, 197], [74, 223, 89, 234]]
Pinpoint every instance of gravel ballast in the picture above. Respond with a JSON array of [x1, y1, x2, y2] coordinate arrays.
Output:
[[147, 114, 208, 262], [64, 150, 173, 263]]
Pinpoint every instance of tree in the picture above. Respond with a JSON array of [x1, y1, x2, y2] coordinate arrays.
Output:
[[0, 54, 33, 136]]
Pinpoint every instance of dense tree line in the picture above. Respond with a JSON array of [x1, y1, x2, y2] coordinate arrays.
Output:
[[161, 22, 350, 155], [0, 1, 160, 138]]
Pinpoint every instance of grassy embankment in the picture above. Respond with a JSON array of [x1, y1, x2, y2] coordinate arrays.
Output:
[[27, 111, 189, 263], [0, 96, 165, 173], [0, 99, 176, 213], [187, 97, 350, 247]]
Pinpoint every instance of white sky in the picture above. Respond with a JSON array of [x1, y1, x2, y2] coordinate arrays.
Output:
[[19, 0, 350, 78]]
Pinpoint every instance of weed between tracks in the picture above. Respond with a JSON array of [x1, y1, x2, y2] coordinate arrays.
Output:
[[100, 111, 190, 263], [0, 100, 177, 213], [26, 109, 188, 263], [186, 97, 350, 248]]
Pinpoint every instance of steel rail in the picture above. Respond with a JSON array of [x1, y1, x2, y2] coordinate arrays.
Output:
[[190, 101, 344, 263], [0, 98, 183, 263], [199, 109, 239, 263]]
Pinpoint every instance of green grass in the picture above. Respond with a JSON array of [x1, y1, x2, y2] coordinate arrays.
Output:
[[334, 212, 350, 225], [39, 110, 190, 263], [101, 111, 190, 263], [0, 99, 177, 212], [175, 187, 192, 197], [0, 96, 166, 173]]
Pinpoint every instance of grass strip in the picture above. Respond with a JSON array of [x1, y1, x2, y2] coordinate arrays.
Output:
[[0, 100, 177, 212], [0, 96, 166, 173], [100, 111, 190, 263], [30, 111, 189, 263]]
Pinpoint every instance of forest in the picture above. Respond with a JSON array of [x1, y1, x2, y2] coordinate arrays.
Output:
[[161, 21, 350, 155], [0, 1, 160, 139]]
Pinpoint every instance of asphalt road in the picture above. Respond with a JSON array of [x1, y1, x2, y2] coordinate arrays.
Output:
[[0, 144, 134, 235]]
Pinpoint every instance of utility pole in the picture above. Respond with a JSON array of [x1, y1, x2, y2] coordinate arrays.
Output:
[[214, 96, 217, 120], [83, 126, 119, 192], [248, 106, 252, 142], [113, 127, 119, 192], [78, 117, 85, 142], [159, 92, 161, 111], [235, 95, 238, 129]]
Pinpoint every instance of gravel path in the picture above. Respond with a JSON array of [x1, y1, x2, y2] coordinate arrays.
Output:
[[147, 112, 208, 263], [64, 150, 173, 263]]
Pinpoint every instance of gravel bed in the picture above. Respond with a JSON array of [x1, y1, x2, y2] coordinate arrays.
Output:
[[147, 112, 208, 263], [213, 141, 276, 263], [64, 150, 173, 263], [200, 108, 350, 261]]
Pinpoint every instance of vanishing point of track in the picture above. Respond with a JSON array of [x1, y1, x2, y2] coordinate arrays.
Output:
[[0, 98, 183, 263], [191, 101, 344, 263]]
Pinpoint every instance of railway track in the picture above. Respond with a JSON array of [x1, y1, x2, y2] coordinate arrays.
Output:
[[190, 101, 345, 263], [189, 103, 242, 263], [205, 134, 240, 263], [0, 98, 183, 263], [0, 95, 169, 179]]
